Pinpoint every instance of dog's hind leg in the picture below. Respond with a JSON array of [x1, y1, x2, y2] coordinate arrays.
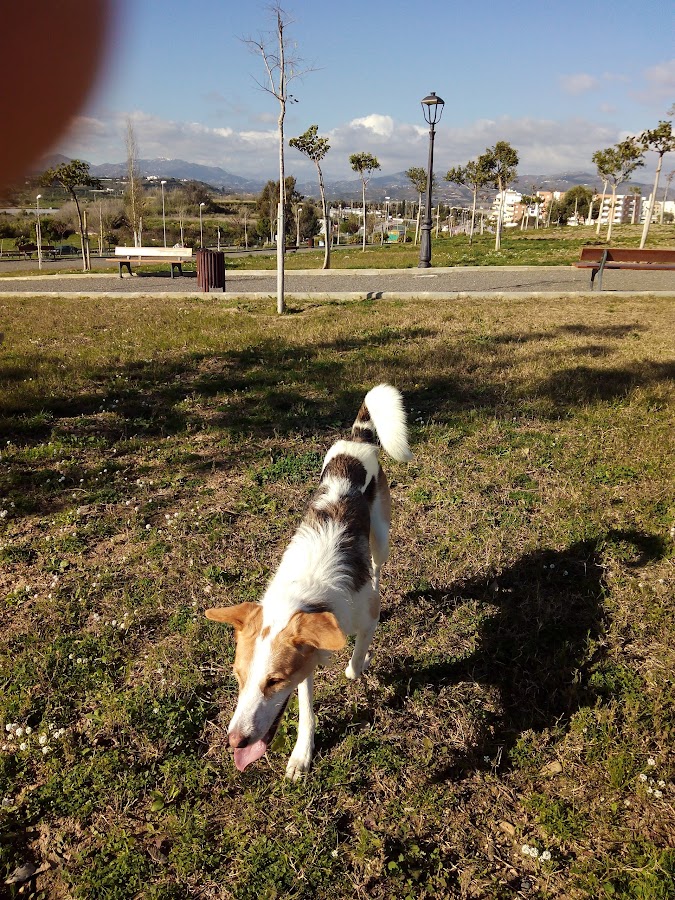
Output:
[[286, 674, 315, 781], [345, 584, 380, 680]]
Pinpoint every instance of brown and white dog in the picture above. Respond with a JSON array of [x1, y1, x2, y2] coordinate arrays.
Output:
[[205, 384, 412, 779]]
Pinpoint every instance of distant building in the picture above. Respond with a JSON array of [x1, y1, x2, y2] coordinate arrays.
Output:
[[596, 193, 641, 225], [491, 190, 522, 225]]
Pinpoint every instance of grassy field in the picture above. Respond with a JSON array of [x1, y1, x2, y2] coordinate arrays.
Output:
[[0, 291, 673, 898], [1, 224, 674, 278]]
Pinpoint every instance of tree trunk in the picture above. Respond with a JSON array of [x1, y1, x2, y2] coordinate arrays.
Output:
[[361, 181, 367, 251], [640, 154, 663, 249], [469, 188, 477, 245], [596, 179, 608, 236], [661, 179, 671, 225], [317, 164, 330, 269], [415, 193, 421, 245], [606, 185, 617, 242], [72, 192, 89, 272], [495, 180, 504, 251]]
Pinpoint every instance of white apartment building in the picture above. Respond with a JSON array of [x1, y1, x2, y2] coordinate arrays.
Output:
[[490, 190, 522, 225], [596, 193, 641, 225]]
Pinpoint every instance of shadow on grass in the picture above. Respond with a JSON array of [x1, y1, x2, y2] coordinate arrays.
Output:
[[373, 530, 667, 781]]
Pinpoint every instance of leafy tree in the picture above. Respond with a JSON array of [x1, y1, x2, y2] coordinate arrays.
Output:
[[592, 139, 644, 241], [255, 177, 303, 243], [41, 159, 100, 270], [446, 154, 494, 244], [639, 120, 675, 247], [563, 185, 593, 223], [518, 194, 537, 229], [546, 185, 593, 226], [405, 166, 427, 245], [290, 124, 332, 268], [629, 185, 642, 225], [483, 141, 518, 250], [349, 152, 380, 251]]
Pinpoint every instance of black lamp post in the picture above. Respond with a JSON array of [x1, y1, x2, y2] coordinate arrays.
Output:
[[418, 91, 445, 268]]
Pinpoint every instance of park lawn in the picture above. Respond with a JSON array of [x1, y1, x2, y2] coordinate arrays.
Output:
[[0, 291, 674, 899], [1, 224, 674, 278]]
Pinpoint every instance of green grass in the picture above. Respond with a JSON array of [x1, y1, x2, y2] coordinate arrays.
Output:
[[2, 223, 674, 277], [0, 291, 674, 898]]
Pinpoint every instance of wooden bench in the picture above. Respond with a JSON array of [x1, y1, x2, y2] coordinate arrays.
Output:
[[109, 246, 193, 278], [18, 243, 57, 259], [574, 247, 675, 291]]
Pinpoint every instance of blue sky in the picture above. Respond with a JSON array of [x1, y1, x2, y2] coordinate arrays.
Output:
[[60, 0, 675, 180]]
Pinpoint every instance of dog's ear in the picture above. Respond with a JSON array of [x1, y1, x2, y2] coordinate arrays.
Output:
[[205, 602, 261, 633], [288, 611, 346, 652]]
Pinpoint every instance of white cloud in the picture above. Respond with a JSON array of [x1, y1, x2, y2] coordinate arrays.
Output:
[[347, 114, 396, 138], [643, 58, 675, 94], [54, 108, 632, 183], [558, 73, 600, 95]]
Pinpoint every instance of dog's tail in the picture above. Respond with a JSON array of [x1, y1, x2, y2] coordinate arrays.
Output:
[[352, 384, 412, 462]]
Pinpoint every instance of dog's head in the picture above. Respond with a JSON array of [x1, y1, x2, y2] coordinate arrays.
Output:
[[205, 602, 345, 771]]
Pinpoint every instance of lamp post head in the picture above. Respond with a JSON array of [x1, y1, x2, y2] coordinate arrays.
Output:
[[36, 194, 42, 200], [421, 92, 445, 126], [199, 202, 205, 207]]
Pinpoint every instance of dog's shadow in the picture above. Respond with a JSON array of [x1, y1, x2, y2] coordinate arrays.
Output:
[[319, 530, 665, 780]]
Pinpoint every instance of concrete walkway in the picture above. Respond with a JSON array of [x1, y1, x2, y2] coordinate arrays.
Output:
[[0, 265, 674, 296]]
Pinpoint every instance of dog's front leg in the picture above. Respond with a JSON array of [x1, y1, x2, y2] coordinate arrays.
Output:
[[285, 674, 315, 781]]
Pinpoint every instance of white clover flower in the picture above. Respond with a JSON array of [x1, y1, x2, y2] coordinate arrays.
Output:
[[654, 790, 663, 798], [25, 727, 32, 735], [42, 746, 50, 755], [658, 780, 666, 788], [15, 728, 23, 738], [39, 734, 47, 745], [19, 742, 27, 751], [647, 757, 656, 767], [639, 773, 648, 782], [541, 850, 552, 861], [522, 845, 531, 856]]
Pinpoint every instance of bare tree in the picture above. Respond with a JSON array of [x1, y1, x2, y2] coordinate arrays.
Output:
[[244, 5, 310, 314], [125, 118, 144, 248]]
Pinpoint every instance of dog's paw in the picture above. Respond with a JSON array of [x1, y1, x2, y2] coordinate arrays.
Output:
[[285, 754, 312, 781], [345, 662, 361, 680]]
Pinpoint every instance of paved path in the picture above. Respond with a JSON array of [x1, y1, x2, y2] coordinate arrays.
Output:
[[0, 265, 674, 295]]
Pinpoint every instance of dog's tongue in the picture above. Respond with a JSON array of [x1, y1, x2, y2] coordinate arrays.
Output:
[[233, 740, 267, 772]]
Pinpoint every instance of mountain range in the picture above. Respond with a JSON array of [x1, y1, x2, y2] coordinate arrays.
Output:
[[39, 155, 653, 202]]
